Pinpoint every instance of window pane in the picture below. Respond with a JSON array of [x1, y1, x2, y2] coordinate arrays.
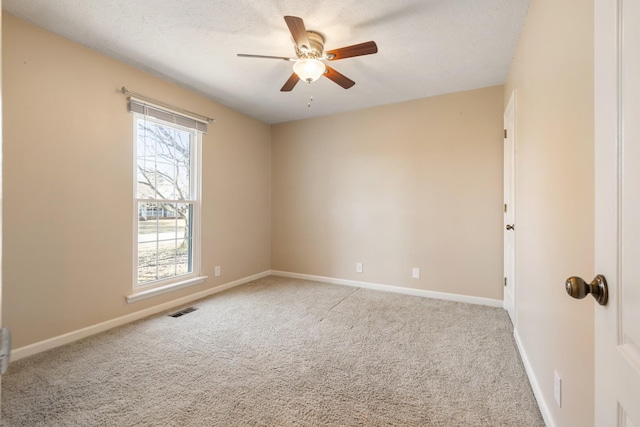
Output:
[[138, 242, 158, 283], [156, 240, 177, 280], [136, 120, 158, 199], [136, 119, 192, 201], [157, 217, 178, 240], [176, 203, 192, 241], [174, 131, 191, 200], [138, 202, 159, 243]]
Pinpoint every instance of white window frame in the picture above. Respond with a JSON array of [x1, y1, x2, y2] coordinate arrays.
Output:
[[129, 112, 204, 301]]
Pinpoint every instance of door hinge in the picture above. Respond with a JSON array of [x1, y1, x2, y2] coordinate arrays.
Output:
[[504, 129, 507, 138], [0, 327, 11, 375], [504, 204, 507, 213], [504, 277, 507, 287]]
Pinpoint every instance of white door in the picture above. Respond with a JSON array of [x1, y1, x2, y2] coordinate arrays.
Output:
[[594, 0, 640, 424], [0, 0, 4, 411], [503, 92, 516, 324], [0, 0, 4, 412]]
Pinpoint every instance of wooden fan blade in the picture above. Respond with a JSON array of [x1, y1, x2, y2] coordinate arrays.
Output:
[[284, 16, 310, 51], [280, 73, 300, 92], [237, 54, 295, 61], [326, 41, 378, 60], [324, 66, 355, 89]]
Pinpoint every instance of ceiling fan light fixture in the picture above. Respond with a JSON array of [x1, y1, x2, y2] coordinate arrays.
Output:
[[238, 16, 378, 92], [293, 58, 326, 83]]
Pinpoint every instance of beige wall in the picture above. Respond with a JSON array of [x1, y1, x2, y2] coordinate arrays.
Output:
[[505, 0, 594, 425], [2, 14, 271, 349], [271, 86, 504, 300]]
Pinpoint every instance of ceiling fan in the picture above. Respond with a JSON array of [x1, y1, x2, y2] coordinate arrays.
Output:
[[237, 16, 378, 92]]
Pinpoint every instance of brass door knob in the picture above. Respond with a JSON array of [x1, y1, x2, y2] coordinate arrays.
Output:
[[565, 275, 608, 306], [506, 224, 515, 231]]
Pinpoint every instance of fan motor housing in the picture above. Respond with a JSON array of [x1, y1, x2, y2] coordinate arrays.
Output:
[[296, 31, 325, 59]]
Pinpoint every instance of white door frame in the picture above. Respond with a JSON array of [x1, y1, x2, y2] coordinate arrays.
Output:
[[503, 91, 516, 325]]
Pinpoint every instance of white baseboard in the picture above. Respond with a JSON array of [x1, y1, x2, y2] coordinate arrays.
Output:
[[270, 270, 503, 308], [10, 271, 271, 362], [514, 329, 554, 427]]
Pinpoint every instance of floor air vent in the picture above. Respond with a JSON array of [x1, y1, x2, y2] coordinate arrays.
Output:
[[168, 307, 198, 318]]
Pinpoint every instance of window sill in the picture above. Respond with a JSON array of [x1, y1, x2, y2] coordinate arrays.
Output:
[[126, 276, 208, 304]]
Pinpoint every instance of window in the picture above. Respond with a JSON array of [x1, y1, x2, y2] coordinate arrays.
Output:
[[133, 111, 202, 289]]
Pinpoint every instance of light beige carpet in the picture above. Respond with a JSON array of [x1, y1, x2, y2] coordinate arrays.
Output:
[[1, 276, 544, 426]]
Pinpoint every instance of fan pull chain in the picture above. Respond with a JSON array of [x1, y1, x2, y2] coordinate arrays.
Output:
[[308, 95, 314, 108]]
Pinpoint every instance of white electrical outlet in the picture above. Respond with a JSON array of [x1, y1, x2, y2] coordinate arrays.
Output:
[[215, 266, 221, 277], [554, 370, 562, 407], [412, 267, 420, 279], [356, 262, 363, 273]]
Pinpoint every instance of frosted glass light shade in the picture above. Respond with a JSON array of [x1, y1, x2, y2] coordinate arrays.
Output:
[[293, 59, 326, 82]]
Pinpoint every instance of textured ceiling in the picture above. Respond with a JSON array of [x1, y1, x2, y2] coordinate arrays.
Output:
[[2, 0, 530, 124]]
